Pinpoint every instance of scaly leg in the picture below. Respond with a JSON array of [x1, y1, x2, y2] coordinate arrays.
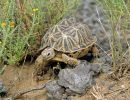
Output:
[[34, 55, 49, 81], [62, 54, 79, 65]]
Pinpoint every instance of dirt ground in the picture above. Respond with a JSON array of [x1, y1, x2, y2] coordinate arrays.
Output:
[[0, 64, 48, 100], [0, 63, 130, 100]]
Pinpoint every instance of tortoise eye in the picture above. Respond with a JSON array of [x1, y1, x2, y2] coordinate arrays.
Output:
[[47, 53, 51, 56]]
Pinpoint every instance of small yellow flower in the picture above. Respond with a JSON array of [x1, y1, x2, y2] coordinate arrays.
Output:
[[35, 8, 39, 11], [33, 8, 36, 12], [10, 21, 15, 27], [0, 41, 2, 44], [33, 8, 39, 12], [1, 21, 6, 27]]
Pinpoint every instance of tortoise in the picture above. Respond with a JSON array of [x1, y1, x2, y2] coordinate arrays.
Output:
[[35, 17, 98, 79]]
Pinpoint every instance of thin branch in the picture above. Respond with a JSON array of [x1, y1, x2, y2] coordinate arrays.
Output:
[[11, 82, 48, 100], [104, 86, 130, 96]]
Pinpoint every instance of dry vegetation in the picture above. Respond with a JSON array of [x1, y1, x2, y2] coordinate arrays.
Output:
[[97, 0, 130, 79]]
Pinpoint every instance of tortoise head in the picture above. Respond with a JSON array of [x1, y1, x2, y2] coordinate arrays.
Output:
[[41, 47, 55, 60]]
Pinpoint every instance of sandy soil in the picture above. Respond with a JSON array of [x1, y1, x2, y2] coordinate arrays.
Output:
[[0, 64, 48, 100]]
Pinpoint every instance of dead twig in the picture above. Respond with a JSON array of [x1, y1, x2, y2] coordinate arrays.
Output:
[[10, 82, 48, 100], [104, 86, 130, 96], [91, 84, 107, 100]]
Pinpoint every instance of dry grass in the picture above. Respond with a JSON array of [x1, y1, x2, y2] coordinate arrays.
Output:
[[97, 0, 130, 78]]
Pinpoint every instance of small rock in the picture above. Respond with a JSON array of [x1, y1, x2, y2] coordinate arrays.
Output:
[[100, 64, 111, 73], [90, 63, 101, 74], [0, 81, 7, 97], [58, 61, 99, 94], [45, 80, 65, 100], [94, 53, 112, 73]]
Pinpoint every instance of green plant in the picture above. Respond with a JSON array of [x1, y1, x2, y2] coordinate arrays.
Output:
[[0, 0, 80, 65], [97, 0, 130, 66]]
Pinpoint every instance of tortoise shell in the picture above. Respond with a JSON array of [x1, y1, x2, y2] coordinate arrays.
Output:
[[40, 18, 96, 53]]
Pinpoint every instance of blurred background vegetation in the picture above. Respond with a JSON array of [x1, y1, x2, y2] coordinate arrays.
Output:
[[98, 0, 130, 69], [0, 0, 80, 65]]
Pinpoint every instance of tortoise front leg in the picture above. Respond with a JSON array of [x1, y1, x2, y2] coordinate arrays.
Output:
[[34, 55, 49, 81], [62, 54, 79, 65]]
